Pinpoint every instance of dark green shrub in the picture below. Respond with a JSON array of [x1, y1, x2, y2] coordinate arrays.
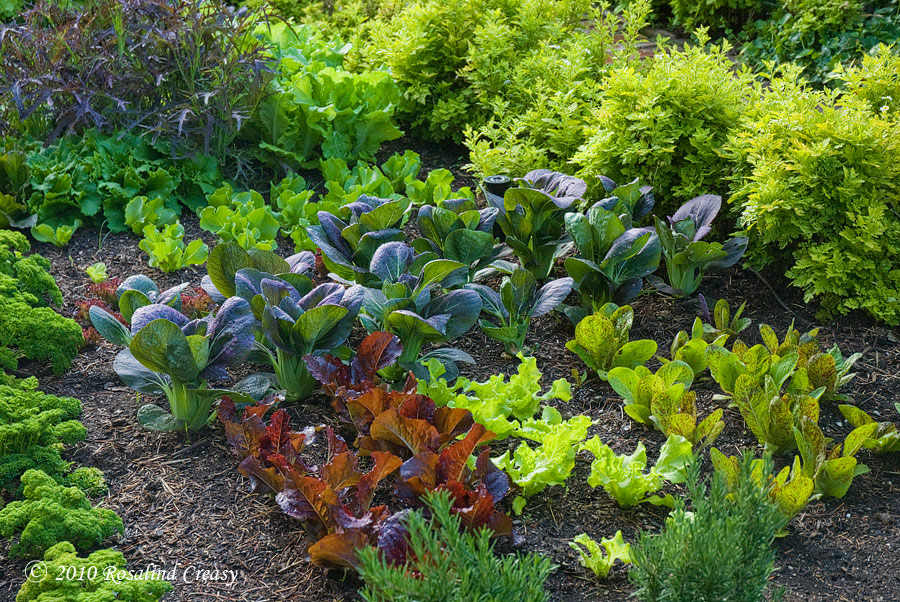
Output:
[[741, 0, 900, 86], [668, 0, 768, 31], [574, 38, 753, 212], [629, 455, 786, 602], [728, 66, 900, 324], [357, 491, 555, 602]]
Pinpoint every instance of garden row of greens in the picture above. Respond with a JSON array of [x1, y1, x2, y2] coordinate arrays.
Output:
[[60, 169, 898, 599], [2, 0, 900, 325], [0, 232, 173, 600]]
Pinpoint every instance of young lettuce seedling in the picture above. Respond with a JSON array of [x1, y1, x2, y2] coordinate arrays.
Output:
[[793, 417, 877, 498], [31, 220, 81, 248], [838, 405, 900, 453], [581, 433, 693, 507], [569, 531, 633, 579], [609, 361, 724, 449], [138, 223, 208, 272], [566, 303, 656, 381], [710, 448, 815, 528], [698, 295, 751, 343]]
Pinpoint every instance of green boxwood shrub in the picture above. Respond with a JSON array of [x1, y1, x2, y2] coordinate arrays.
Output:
[[573, 39, 753, 212], [728, 65, 900, 324], [668, 0, 766, 32]]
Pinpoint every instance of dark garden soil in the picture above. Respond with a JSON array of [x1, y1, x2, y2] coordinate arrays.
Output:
[[1, 138, 899, 602]]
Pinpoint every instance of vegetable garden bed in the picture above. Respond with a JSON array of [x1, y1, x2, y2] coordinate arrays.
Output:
[[2, 141, 898, 602]]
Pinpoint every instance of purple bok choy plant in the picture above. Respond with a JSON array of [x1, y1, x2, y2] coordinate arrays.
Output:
[[254, 277, 364, 402], [648, 195, 748, 297], [359, 241, 481, 380], [112, 298, 257, 433]]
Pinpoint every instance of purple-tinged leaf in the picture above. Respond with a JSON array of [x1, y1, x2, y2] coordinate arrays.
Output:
[[286, 251, 316, 276], [707, 236, 748, 270], [520, 169, 586, 208], [206, 297, 255, 371], [130, 303, 189, 334], [531, 277, 574, 317], [670, 194, 722, 240], [370, 241, 416, 283]]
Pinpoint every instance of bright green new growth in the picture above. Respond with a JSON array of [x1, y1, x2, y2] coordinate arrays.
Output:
[[420, 354, 572, 439], [836, 44, 900, 117], [581, 433, 693, 507], [493, 407, 593, 514], [15, 541, 173, 602], [138, 223, 209, 272], [84, 262, 109, 284], [31, 220, 82, 247], [199, 183, 282, 251], [569, 531, 633, 579], [357, 490, 555, 602], [629, 455, 786, 602], [701, 298, 751, 343], [665, 317, 728, 376], [124, 196, 178, 236], [575, 39, 751, 210], [729, 66, 900, 324], [566, 303, 656, 380], [0, 469, 124, 558], [463, 3, 650, 178], [65, 467, 109, 498], [0, 231, 83, 374]]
